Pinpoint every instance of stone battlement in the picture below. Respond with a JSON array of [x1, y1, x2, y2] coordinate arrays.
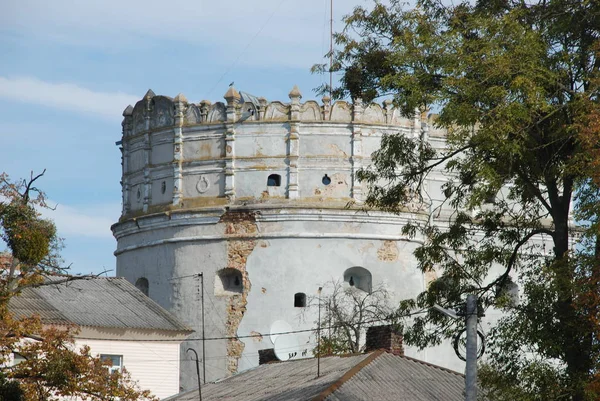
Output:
[[117, 85, 445, 218], [122, 85, 442, 137]]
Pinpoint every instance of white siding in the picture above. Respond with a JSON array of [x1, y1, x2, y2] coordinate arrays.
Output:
[[75, 338, 181, 399]]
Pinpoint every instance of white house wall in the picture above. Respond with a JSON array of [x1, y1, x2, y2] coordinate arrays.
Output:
[[76, 338, 181, 399]]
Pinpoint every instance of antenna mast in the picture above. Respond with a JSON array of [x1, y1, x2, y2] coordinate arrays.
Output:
[[329, 0, 333, 98]]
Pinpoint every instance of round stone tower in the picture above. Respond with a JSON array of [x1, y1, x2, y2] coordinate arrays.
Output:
[[112, 85, 453, 389]]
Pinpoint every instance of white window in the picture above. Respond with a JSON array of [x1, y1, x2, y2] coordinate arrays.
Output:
[[11, 352, 26, 366], [101, 354, 123, 374]]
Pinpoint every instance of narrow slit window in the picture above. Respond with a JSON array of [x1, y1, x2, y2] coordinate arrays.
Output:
[[294, 292, 307, 307], [267, 174, 281, 187]]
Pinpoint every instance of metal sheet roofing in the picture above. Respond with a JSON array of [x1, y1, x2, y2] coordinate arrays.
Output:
[[9, 276, 192, 333], [165, 351, 465, 401]]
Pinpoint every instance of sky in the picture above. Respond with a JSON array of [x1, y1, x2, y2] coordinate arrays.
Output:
[[0, 0, 366, 275]]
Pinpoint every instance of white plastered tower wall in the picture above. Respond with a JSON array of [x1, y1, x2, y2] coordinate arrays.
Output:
[[112, 85, 469, 390]]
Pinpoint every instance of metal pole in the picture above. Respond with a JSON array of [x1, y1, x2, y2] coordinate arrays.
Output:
[[329, 0, 333, 98], [317, 286, 322, 377], [187, 348, 202, 401], [465, 294, 478, 401], [200, 273, 206, 384]]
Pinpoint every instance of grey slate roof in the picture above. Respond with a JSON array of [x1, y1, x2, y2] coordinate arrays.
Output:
[[9, 276, 192, 333], [165, 350, 465, 401]]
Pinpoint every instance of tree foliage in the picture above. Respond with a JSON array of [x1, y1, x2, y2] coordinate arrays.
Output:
[[325, 0, 600, 399], [0, 171, 156, 400], [313, 280, 393, 356]]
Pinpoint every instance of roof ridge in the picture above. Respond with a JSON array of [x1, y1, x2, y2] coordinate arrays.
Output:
[[311, 350, 384, 401], [389, 352, 464, 377]]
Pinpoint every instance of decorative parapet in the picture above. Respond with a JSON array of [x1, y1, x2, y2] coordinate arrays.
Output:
[[124, 85, 429, 137]]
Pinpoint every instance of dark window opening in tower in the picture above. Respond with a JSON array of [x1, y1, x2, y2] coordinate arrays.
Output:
[[294, 292, 307, 307], [322, 174, 331, 185], [343, 267, 372, 293], [267, 174, 281, 187], [215, 268, 243, 296], [135, 277, 149, 296]]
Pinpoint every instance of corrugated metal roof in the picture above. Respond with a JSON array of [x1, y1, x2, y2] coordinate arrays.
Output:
[[325, 352, 464, 401], [9, 276, 192, 333], [165, 351, 465, 401]]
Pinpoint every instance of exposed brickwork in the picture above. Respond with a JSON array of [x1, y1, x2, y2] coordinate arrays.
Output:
[[365, 325, 404, 355], [220, 210, 258, 375], [377, 240, 399, 262]]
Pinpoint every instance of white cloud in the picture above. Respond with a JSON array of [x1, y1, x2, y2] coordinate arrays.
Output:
[[2, 0, 358, 68], [0, 77, 138, 120], [38, 202, 120, 240]]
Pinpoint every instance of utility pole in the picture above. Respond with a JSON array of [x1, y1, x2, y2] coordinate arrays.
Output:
[[465, 294, 478, 401], [187, 348, 202, 401], [200, 273, 206, 384], [329, 0, 333, 98], [317, 286, 323, 377]]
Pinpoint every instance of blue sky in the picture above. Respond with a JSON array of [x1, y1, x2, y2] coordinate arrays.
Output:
[[0, 0, 363, 275]]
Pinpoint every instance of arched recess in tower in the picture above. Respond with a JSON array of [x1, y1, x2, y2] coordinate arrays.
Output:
[[135, 277, 149, 296], [215, 268, 243, 296], [343, 266, 372, 293]]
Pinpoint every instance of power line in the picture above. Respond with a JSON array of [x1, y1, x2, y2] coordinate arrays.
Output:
[[203, 0, 288, 100], [75, 310, 428, 343]]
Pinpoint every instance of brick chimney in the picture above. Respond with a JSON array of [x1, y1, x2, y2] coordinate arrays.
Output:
[[258, 348, 278, 365], [0, 252, 13, 270], [365, 325, 404, 355]]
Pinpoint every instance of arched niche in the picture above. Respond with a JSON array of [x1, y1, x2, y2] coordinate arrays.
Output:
[[294, 292, 307, 307], [343, 267, 372, 293], [135, 277, 149, 296], [267, 174, 281, 187], [215, 268, 243, 296]]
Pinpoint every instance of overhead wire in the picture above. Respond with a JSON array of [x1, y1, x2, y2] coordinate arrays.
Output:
[[75, 310, 429, 343], [203, 0, 288, 100]]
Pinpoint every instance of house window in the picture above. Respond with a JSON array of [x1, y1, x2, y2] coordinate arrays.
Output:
[[343, 266, 372, 293], [294, 292, 307, 307], [11, 352, 26, 366], [135, 277, 149, 296], [101, 354, 123, 374], [267, 174, 281, 187], [215, 268, 243, 296]]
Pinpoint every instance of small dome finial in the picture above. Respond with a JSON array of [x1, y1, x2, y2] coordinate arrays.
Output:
[[289, 85, 302, 99], [122, 105, 133, 117]]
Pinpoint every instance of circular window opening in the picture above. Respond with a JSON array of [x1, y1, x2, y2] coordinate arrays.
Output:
[[322, 174, 331, 185]]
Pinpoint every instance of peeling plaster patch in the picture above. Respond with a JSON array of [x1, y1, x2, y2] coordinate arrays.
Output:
[[261, 287, 267, 294], [250, 331, 263, 342], [342, 222, 361, 233], [219, 211, 258, 375], [358, 242, 375, 253], [314, 188, 322, 195], [327, 143, 348, 157], [259, 241, 269, 248], [377, 240, 399, 262]]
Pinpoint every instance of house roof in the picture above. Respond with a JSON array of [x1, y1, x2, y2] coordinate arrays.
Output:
[[9, 276, 192, 333], [165, 350, 465, 401]]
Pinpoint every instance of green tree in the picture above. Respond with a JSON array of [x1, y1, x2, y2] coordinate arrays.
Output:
[[324, 0, 600, 399], [312, 280, 392, 356], [0, 171, 156, 400]]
